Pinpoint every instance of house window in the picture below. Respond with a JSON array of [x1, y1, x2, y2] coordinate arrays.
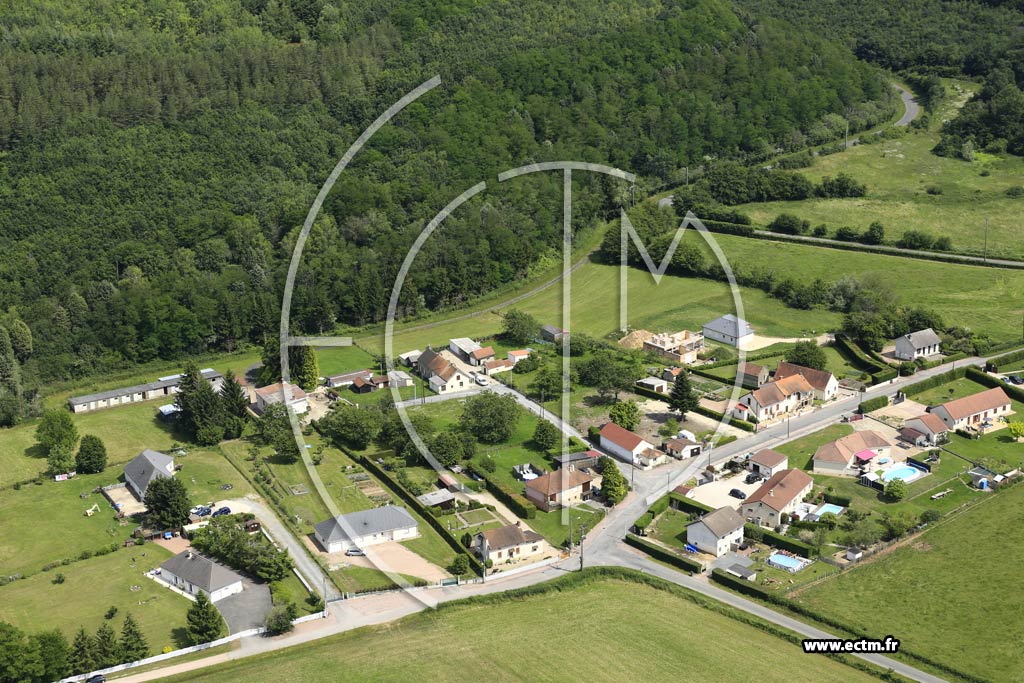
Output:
[[497, 551, 502, 558]]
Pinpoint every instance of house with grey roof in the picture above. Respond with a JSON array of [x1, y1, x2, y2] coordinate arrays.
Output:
[[894, 328, 942, 361], [686, 506, 745, 557], [124, 449, 175, 501], [313, 506, 419, 553], [702, 314, 754, 348], [159, 550, 243, 602]]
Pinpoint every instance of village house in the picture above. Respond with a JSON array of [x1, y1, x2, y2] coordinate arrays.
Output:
[[894, 328, 942, 361], [124, 449, 175, 502], [739, 362, 770, 388], [325, 369, 373, 388], [313, 506, 419, 553], [773, 361, 839, 401], [664, 438, 702, 459], [68, 368, 223, 414], [553, 450, 601, 470], [686, 507, 745, 557], [469, 346, 496, 366], [812, 430, 892, 476], [415, 347, 471, 394], [642, 330, 705, 364], [747, 449, 788, 478], [474, 522, 545, 566], [484, 358, 513, 375], [255, 382, 308, 415], [702, 314, 754, 348], [525, 468, 595, 512], [636, 376, 669, 394], [158, 550, 243, 603], [741, 468, 814, 527], [416, 488, 456, 510], [599, 422, 664, 468], [736, 374, 814, 422], [931, 387, 1012, 431], [903, 413, 949, 446]]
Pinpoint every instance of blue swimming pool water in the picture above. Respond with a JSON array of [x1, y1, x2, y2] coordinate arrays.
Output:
[[817, 503, 844, 516], [883, 465, 920, 482], [768, 553, 804, 570]]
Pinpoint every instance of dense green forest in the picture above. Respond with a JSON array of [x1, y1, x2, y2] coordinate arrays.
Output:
[[0, 0, 896, 420]]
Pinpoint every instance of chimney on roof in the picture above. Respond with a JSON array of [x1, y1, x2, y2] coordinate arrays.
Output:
[[768, 488, 775, 497], [186, 550, 193, 560], [515, 520, 521, 528]]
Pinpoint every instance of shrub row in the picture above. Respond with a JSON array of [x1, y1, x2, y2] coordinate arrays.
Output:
[[696, 347, 794, 371], [858, 395, 888, 413], [356, 453, 485, 576], [669, 491, 714, 515], [467, 465, 538, 519], [916, 351, 967, 370], [822, 492, 852, 507], [833, 335, 887, 375], [746, 523, 817, 557], [624, 533, 703, 574], [986, 346, 1024, 368], [966, 366, 1024, 403]]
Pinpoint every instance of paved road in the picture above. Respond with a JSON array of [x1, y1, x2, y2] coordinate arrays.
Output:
[[226, 497, 339, 600], [113, 350, 1007, 683]]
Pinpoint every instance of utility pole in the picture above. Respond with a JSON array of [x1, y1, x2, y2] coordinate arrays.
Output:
[[984, 219, 989, 263], [579, 524, 586, 571]]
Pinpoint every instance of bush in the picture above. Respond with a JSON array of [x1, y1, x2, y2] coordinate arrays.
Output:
[[624, 534, 703, 573], [834, 226, 860, 242], [767, 213, 809, 235], [669, 492, 714, 515], [925, 185, 942, 195], [471, 466, 537, 519], [747, 524, 817, 557], [858, 396, 888, 413], [52, 573, 65, 585], [1006, 186, 1024, 198], [264, 603, 298, 635]]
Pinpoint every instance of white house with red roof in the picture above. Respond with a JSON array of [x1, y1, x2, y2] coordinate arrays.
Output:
[[254, 382, 308, 415], [741, 468, 813, 527], [773, 361, 838, 401], [931, 387, 1012, 431], [599, 422, 664, 468], [903, 413, 949, 445], [507, 349, 531, 365]]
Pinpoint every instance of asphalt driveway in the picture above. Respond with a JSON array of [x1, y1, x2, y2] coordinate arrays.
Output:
[[215, 577, 272, 633]]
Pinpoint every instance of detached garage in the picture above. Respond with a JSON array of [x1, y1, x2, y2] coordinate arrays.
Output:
[[314, 506, 419, 553]]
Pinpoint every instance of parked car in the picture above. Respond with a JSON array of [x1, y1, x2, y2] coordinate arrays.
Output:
[[212, 506, 231, 517], [86, 675, 106, 683], [729, 488, 747, 500], [744, 473, 761, 484], [1008, 374, 1023, 385], [474, 374, 488, 386], [195, 506, 212, 517], [345, 547, 365, 557]]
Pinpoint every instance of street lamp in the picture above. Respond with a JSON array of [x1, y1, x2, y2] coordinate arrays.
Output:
[[579, 524, 587, 571]]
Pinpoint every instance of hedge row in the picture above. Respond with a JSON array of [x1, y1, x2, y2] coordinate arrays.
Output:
[[630, 384, 757, 433], [697, 346, 795, 371], [468, 465, 538, 519], [858, 395, 888, 413], [901, 365, 968, 398], [916, 351, 967, 370], [669, 491, 714, 515], [625, 533, 703, 574], [986, 346, 1024, 368], [746, 523, 817, 558], [833, 335, 887, 375], [355, 453, 485, 576], [822, 492, 852, 507], [966, 366, 1024, 403], [709, 570, 990, 683]]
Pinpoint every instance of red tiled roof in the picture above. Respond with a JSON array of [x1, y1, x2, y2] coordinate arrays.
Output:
[[814, 431, 890, 465], [750, 449, 787, 468], [600, 422, 648, 451], [746, 469, 813, 512], [471, 346, 495, 361], [938, 387, 1011, 420], [907, 413, 947, 434], [774, 361, 835, 392], [748, 374, 814, 407], [525, 469, 593, 496]]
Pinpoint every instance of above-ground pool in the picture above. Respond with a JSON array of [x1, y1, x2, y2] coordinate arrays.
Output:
[[767, 553, 808, 572], [882, 465, 923, 483], [816, 503, 845, 516]]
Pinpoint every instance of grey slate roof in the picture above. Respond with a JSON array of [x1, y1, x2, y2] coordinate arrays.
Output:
[[902, 328, 942, 350], [160, 551, 242, 592], [69, 369, 222, 406], [314, 506, 417, 543], [693, 506, 744, 538], [702, 314, 753, 338], [124, 449, 174, 498], [417, 489, 455, 507]]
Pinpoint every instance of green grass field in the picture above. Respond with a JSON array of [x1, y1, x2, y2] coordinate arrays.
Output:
[[735, 80, 1024, 260], [0, 545, 192, 652], [794, 485, 1024, 682], [156, 573, 883, 683]]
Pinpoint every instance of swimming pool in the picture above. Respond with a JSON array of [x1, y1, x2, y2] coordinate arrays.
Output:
[[816, 503, 844, 516], [882, 465, 922, 483], [768, 553, 806, 572]]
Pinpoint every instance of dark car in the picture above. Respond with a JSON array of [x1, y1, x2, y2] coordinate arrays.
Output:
[[1008, 374, 1023, 385], [729, 488, 747, 500], [745, 472, 761, 484], [86, 675, 106, 683], [195, 506, 212, 517], [212, 506, 231, 517]]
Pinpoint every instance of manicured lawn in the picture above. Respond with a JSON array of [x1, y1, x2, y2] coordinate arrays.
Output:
[[907, 377, 1002, 406], [0, 449, 252, 578], [328, 565, 427, 594], [0, 545, 192, 652], [735, 80, 1024, 260], [527, 505, 604, 550], [821, 345, 866, 380], [647, 507, 693, 550], [794, 485, 1024, 683], [943, 431, 1024, 470], [270, 572, 318, 615], [744, 547, 837, 594], [156, 574, 883, 683]]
